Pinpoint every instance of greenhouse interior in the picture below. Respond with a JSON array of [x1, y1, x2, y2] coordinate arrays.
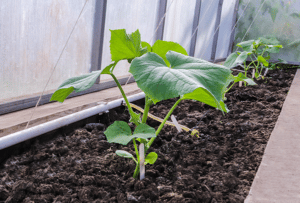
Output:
[[0, 0, 300, 202]]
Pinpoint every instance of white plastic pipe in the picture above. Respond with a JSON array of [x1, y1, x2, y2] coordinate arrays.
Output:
[[0, 92, 145, 150]]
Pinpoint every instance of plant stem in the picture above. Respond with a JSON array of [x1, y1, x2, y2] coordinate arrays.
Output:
[[147, 98, 183, 149], [133, 163, 140, 179], [225, 82, 236, 93], [142, 96, 152, 124], [132, 139, 139, 161], [110, 74, 139, 126]]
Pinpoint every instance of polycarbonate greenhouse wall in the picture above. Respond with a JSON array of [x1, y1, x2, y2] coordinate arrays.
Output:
[[235, 0, 300, 64], [0, 0, 238, 115]]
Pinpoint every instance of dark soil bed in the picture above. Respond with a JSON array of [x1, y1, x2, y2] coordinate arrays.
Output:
[[0, 68, 297, 203]]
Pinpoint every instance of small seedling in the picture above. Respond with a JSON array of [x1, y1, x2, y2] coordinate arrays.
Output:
[[224, 37, 284, 86], [50, 29, 231, 179]]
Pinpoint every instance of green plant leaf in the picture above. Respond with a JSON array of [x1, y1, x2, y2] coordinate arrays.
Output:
[[104, 122, 156, 145], [237, 40, 255, 52], [235, 51, 249, 65], [259, 37, 280, 45], [182, 88, 228, 112], [258, 55, 269, 67], [266, 45, 282, 53], [136, 138, 148, 144], [233, 72, 256, 86], [129, 51, 231, 109], [141, 41, 151, 52], [110, 29, 147, 62], [50, 71, 101, 102], [224, 52, 238, 68], [145, 152, 158, 165], [116, 150, 134, 158], [101, 62, 117, 74], [133, 123, 156, 139], [151, 40, 188, 67]]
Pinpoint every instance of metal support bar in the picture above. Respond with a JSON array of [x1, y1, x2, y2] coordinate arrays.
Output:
[[189, 0, 202, 57], [154, 0, 167, 41], [211, 0, 224, 61], [90, 0, 107, 84], [228, 0, 239, 56]]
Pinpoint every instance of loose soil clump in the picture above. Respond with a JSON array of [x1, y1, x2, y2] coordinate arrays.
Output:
[[0, 68, 296, 203]]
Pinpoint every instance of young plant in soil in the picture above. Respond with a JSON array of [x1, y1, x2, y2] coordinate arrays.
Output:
[[50, 29, 231, 179], [224, 37, 284, 84]]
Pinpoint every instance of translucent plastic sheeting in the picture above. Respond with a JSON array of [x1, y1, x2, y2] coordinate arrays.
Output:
[[100, 0, 160, 83], [194, 0, 220, 61], [215, 0, 236, 60], [163, 0, 197, 55], [235, 0, 300, 63], [0, 0, 96, 102]]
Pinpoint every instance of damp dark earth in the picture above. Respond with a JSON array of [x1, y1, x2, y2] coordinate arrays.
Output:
[[0, 68, 296, 203]]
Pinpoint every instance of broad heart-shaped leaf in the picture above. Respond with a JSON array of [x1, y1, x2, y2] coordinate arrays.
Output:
[[237, 40, 255, 52], [257, 55, 269, 67], [145, 152, 158, 165], [151, 40, 188, 67], [116, 150, 134, 158], [110, 29, 147, 62], [104, 122, 156, 145], [50, 70, 101, 102], [129, 51, 231, 108]]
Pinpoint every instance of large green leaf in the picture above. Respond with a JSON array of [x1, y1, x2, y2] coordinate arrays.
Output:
[[151, 40, 188, 67], [237, 40, 255, 52], [110, 29, 147, 62], [104, 122, 156, 145], [129, 51, 231, 109], [50, 70, 101, 102], [50, 62, 117, 103]]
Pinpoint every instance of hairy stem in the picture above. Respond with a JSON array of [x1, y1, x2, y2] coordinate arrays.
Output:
[[142, 96, 153, 124], [110, 74, 139, 126], [147, 98, 183, 149]]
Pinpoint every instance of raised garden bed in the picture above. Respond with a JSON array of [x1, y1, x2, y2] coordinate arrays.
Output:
[[0, 68, 296, 203]]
